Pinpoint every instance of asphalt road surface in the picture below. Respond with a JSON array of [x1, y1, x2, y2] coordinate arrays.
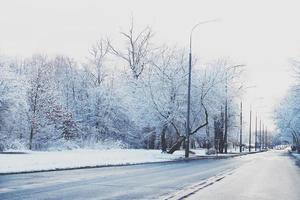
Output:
[[0, 151, 299, 200]]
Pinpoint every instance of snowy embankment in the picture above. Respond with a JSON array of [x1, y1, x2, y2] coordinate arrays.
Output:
[[0, 149, 207, 174]]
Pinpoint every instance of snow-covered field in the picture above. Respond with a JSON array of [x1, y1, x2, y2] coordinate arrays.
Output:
[[0, 149, 208, 174]]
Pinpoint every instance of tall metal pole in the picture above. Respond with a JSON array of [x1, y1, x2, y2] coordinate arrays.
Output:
[[185, 48, 192, 158], [185, 20, 218, 158], [249, 106, 252, 152], [239, 101, 243, 153], [224, 74, 228, 154], [265, 127, 268, 149], [255, 113, 258, 151], [262, 124, 265, 149], [259, 119, 262, 150]]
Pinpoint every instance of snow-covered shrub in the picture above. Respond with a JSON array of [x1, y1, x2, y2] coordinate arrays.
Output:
[[206, 148, 217, 155]]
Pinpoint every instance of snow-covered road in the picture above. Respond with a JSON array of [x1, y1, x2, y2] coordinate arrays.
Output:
[[182, 150, 300, 200], [0, 150, 299, 200]]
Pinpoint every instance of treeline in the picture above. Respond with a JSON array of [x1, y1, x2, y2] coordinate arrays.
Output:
[[274, 59, 300, 152], [0, 24, 244, 151]]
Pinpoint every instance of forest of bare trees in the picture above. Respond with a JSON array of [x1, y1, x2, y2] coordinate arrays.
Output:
[[0, 24, 244, 152]]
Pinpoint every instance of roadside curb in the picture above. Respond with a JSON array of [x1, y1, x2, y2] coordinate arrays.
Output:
[[160, 168, 234, 200], [0, 150, 265, 175]]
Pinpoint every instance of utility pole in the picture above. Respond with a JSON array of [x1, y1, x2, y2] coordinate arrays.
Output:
[[255, 113, 258, 151], [240, 101, 243, 153], [249, 106, 252, 152]]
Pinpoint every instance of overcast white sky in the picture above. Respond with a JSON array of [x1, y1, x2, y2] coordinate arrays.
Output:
[[1, 0, 300, 131]]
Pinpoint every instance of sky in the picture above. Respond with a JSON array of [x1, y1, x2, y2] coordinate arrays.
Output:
[[0, 0, 300, 132]]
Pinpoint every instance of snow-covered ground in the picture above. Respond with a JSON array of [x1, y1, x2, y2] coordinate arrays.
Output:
[[0, 149, 208, 174]]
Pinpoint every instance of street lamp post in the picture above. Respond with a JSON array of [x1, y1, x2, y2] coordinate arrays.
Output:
[[185, 41, 192, 158], [259, 120, 262, 150], [237, 85, 255, 153], [185, 19, 218, 158], [265, 127, 268, 149], [249, 106, 252, 152], [223, 65, 245, 154], [255, 113, 258, 151], [224, 75, 228, 153], [262, 124, 265, 149], [239, 101, 243, 153], [251, 97, 263, 151]]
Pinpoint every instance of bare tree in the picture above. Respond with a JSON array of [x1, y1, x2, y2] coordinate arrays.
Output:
[[27, 55, 50, 150], [108, 21, 153, 79], [145, 46, 209, 153], [88, 39, 110, 86]]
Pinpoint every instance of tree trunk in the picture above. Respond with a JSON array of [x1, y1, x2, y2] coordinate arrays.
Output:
[[161, 125, 168, 152], [29, 125, 34, 150], [167, 136, 185, 154]]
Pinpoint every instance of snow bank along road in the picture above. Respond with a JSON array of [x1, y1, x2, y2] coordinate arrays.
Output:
[[0, 149, 186, 174], [0, 151, 299, 200]]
